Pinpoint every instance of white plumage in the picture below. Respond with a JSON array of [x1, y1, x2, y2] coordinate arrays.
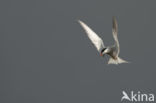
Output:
[[78, 17, 128, 64]]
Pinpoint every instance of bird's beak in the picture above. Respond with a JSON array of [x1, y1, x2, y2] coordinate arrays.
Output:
[[100, 53, 105, 57], [100, 53, 103, 56]]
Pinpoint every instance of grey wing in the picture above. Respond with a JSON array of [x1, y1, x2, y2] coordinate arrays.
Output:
[[112, 16, 120, 55], [78, 20, 105, 52]]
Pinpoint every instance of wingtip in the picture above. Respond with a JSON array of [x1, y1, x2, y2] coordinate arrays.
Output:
[[77, 19, 82, 23], [112, 16, 117, 22], [113, 16, 116, 19]]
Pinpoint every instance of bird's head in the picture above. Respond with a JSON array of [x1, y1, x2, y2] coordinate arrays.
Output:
[[100, 48, 109, 56]]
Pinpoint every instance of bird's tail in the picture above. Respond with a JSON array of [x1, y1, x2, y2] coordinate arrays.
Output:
[[108, 57, 128, 64]]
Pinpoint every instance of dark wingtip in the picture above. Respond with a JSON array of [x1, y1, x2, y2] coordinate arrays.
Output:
[[112, 16, 118, 33], [113, 16, 116, 22], [113, 16, 116, 20], [112, 16, 116, 25]]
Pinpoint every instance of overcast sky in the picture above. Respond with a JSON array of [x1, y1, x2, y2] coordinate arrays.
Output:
[[0, 0, 156, 103]]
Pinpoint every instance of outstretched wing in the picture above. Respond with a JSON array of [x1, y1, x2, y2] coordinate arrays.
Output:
[[78, 20, 105, 52], [112, 16, 120, 55]]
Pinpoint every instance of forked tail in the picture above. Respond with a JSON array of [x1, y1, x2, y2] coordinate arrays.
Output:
[[108, 57, 128, 65]]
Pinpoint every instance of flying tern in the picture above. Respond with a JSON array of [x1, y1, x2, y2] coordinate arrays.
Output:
[[78, 17, 128, 64]]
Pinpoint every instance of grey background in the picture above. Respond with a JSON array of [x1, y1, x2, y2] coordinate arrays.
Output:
[[0, 0, 155, 103]]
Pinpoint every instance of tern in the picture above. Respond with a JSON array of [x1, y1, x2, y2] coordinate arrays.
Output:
[[78, 17, 128, 64]]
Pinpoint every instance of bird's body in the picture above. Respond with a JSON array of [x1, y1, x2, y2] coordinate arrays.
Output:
[[78, 17, 128, 64], [106, 46, 118, 59]]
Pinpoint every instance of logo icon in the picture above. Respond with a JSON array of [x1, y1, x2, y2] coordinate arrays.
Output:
[[121, 91, 155, 102], [121, 91, 131, 101]]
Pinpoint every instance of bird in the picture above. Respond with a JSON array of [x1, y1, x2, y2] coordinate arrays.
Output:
[[78, 17, 128, 64]]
